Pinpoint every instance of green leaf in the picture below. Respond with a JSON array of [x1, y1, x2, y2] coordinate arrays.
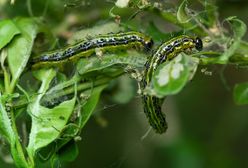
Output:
[[115, 0, 130, 8], [0, 19, 21, 50], [32, 68, 57, 84], [59, 124, 80, 140], [146, 54, 199, 97], [77, 51, 147, 75], [7, 18, 38, 92], [218, 17, 247, 63], [233, 82, 248, 105], [0, 93, 15, 142], [0, 92, 29, 167], [42, 73, 114, 104], [58, 140, 79, 162], [68, 22, 123, 44], [27, 69, 76, 156], [43, 85, 106, 162], [79, 85, 107, 129], [0, 93, 18, 141], [177, 0, 191, 23], [28, 98, 76, 154], [203, 2, 218, 27]]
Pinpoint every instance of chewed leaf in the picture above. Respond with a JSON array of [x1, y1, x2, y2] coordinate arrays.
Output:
[[218, 17, 247, 63], [27, 68, 77, 156], [77, 51, 147, 75], [146, 54, 199, 97], [233, 82, 248, 105], [177, 0, 191, 23], [115, 0, 130, 8], [27, 97, 76, 155], [153, 54, 188, 96], [0, 19, 20, 50]]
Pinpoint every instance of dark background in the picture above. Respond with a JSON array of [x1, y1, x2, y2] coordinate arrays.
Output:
[[0, 0, 248, 167], [74, 1, 248, 168]]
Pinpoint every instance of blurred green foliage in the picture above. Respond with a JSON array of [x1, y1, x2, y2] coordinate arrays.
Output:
[[0, 0, 248, 168]]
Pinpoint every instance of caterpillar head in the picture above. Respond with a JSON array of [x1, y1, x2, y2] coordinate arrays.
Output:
[[144, 37, 154, 51], [194, 37, 203, 51]]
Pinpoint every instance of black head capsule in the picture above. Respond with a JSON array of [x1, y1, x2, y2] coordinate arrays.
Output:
[[194, 37, 203, 51], [144, 38, 154, 51]]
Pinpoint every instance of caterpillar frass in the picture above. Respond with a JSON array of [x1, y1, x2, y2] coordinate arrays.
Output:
[[141, 35, 203, 134], [31, 31, 153, 69]]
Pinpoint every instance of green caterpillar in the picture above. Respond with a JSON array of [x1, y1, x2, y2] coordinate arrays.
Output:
[[31, 31, 153, 69], [141, 35, 203, 134]]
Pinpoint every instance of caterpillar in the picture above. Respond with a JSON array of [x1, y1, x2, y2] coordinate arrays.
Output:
[[141, 35, 203, 134], [31, 31, 153, 69]]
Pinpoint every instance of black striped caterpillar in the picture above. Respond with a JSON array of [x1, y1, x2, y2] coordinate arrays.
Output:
[[141, 35, 203, 134], [31, 31, 153, 69]]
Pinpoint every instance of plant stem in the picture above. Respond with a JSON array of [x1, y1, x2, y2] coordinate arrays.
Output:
[[42, 70, 124, 103], [12, 70, 125, 110]]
